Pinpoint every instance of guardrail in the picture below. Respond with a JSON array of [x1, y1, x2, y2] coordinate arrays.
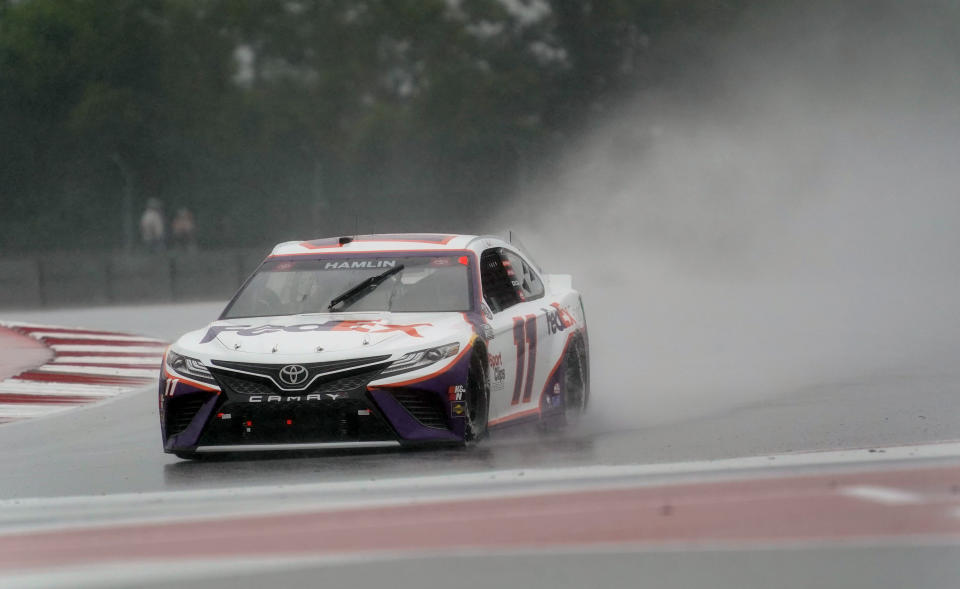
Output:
[[0, 248, 270, 309]]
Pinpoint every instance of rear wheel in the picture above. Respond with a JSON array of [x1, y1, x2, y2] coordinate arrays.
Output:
[[463, 350, 490, 444], [562, 338, 588, 425]]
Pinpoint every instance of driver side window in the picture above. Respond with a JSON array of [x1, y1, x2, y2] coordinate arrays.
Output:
[[480, 248, 521, 313], [503, 250, 544, 302]]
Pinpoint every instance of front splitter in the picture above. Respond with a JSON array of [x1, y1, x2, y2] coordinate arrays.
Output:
[[194, 441, 402, 452]]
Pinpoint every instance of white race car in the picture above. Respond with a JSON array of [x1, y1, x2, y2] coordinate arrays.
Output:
[[160, 233, 589, 458]]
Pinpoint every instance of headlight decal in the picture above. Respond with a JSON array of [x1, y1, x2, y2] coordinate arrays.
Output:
[[165, 350, 217, 384], [380, 342, 460, 375]]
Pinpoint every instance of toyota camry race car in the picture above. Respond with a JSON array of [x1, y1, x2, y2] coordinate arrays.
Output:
[[160, 233, 588, 458]]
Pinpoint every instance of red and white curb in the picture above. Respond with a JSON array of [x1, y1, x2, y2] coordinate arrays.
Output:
[[0, 322, 165, 424]]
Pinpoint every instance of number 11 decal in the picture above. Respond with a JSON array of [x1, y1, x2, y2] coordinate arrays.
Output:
[[511, 314, 538, 405]]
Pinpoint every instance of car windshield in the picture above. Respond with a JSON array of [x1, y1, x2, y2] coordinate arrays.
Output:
[[223, 255, 472, 318]]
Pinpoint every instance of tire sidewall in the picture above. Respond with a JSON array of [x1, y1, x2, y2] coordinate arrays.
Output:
[[464, 349, 490, 443], [564, 337, 588, 424]]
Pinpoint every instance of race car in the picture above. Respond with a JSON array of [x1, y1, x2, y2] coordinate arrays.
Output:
[[160, 233, 588, 458]]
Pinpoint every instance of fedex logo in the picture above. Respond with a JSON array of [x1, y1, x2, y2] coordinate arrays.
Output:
[[543, 303, 576, 335], [201, 320, 432, 343]]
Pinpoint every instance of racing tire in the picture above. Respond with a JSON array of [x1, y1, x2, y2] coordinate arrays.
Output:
[[541, 336, 589, 432], [463, 349, 490, 444], [562, 337, 588, 426]]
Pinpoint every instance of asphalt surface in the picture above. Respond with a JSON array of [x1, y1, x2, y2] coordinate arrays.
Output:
[[138, 546, 960, 589], [0, 356, 955, 499], [1, 302, 959, 589]]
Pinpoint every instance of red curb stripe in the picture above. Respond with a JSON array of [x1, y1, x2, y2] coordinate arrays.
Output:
[[54, 351, 164, 358], [52, 362, 161, 370], [41, 338, 165, 347], [12, 326, 143, 337], [15, 371, 153, 386], [0, 393, 102, 405]]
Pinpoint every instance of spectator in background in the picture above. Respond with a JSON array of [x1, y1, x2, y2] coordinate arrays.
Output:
[[171, 206, 198, 252], [139, 198, 166, 252]]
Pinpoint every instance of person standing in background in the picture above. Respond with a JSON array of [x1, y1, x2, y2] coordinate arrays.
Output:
[[139, 198, 166, 252], [171, 207, 198, 252]]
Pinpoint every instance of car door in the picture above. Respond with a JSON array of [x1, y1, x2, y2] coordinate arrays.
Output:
[[479, 247, 549, 426]]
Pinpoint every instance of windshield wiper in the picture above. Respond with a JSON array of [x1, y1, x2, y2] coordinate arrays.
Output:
[[327, 265, 404, 311]]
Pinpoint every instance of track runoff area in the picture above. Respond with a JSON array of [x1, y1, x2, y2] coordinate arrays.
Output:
[[0, 324, 959, 586], [0, 322, 164, 423]]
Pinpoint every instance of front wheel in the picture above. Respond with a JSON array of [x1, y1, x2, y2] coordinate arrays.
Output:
[[463, 350, 490, 444]]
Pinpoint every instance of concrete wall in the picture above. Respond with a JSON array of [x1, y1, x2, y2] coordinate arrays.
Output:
[[0, 248, 268, 309]]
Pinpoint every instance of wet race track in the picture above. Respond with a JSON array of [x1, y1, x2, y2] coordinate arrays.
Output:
[[1, 302, 960, 588]]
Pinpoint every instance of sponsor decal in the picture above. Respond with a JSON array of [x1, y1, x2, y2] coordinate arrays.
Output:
[[448, 384, 465, 401], [553, 383, 561, 396], [488, 353, 506, 391], [247, 394, 348, 403], [323, 260, 397, 270], [201, 320, 432, 343], [543, 303, 576, 335], [451, 400, 466, 417]]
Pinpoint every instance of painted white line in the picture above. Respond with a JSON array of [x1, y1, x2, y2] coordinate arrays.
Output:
[[839, 485, 925, 506], [34, 365, 157, 378], [2, 441, 960, 537], [49, 345, 165, 354], [0, 388, 115, 398], [0, 381, 137, 395]]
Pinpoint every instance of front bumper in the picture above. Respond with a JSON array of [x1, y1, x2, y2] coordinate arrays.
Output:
[[160, 348, 473, 454]]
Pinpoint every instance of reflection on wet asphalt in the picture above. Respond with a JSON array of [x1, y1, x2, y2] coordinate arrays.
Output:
[[160, 434, 599, 489], [0, 367, 958, 499]]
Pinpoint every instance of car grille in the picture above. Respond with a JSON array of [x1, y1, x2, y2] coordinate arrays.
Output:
[[214, 374, 273, 396], [165, 393, 210, 436], [211, 356, 391, 388], [390, 389, 448, 429], [316, 373, 373, 393], [213, 366, 385, 398]]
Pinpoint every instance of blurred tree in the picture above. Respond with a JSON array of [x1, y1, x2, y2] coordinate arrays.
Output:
[[0, 0, 751, 253]]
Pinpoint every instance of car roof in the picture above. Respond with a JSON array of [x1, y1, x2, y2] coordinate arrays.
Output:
[[269, 233, 512, 257]]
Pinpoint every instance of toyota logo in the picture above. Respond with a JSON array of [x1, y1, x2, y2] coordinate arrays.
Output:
[[278, 364, 308, 386]]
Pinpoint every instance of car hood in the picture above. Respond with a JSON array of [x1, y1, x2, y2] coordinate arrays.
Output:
[[174, 311, 472, 360]]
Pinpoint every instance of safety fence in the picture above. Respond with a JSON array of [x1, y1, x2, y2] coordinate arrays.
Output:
[[0, 248, 270, 309]]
